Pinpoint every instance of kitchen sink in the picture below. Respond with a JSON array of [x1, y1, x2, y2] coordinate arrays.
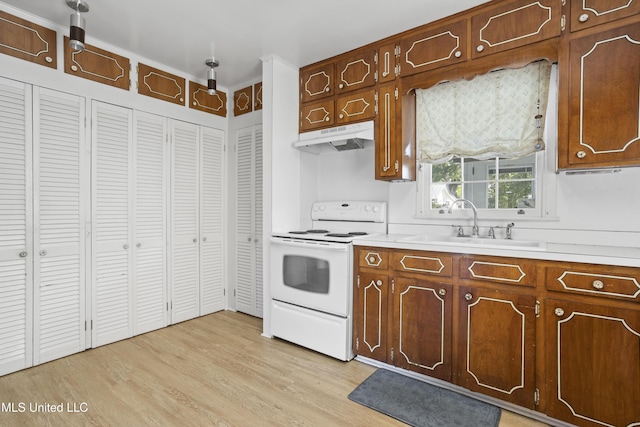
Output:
[[398, 234, 547, 251]]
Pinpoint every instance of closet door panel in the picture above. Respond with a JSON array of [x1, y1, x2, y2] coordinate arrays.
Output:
[[254, 127, 263, 317], [235, 125, 262, 318], [199, 126, 225, 315], [32, 87, 86, 364], [235, 127, 255, 315], [133, 111, 168, 334], [92, 102, 133, 347], [170, 120, 199, 323], [0, 78, 33, 375]]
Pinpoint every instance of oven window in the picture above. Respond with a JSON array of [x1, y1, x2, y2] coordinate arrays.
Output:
[[282, 255, 330, 294]]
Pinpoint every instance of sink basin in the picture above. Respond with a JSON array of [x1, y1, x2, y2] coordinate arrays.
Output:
[[398, 235, 547, 251]]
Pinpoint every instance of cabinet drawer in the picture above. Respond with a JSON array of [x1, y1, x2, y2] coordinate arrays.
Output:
[[358, 249, 389, 270], [546, 265, 640, 302], [459, 256, 536, 287], [392, 251, 453, 277]]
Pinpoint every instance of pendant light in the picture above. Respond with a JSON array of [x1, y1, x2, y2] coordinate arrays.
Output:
[[66, 0, 89, 52], [205, 58, 220, 95]]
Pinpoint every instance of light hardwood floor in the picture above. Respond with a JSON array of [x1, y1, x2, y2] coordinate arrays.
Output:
[[0, 312, 549, 426]]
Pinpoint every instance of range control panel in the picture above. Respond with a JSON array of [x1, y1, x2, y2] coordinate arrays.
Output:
[[311, 201, 387, 223]]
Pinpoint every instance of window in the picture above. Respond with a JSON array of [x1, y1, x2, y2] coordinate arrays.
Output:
[[416, 62, 558, 219]]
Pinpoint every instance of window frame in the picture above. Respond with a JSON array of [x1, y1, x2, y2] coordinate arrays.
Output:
[[415, 64, 559, 221]]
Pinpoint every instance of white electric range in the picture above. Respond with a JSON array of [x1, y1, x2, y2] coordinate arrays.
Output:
[[269, 201, 387, 361]]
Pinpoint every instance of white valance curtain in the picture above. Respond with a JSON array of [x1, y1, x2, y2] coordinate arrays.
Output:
[[416, 61, 552, 164]]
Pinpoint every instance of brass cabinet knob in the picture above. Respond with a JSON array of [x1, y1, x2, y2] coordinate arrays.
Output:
[[576, 150, 587, 159], [579, 13, 589, 23], [464, 293, 473, 301], [439, 289, 447, 296], [555, 308, 565, 317], [592, 279, 605, 290]]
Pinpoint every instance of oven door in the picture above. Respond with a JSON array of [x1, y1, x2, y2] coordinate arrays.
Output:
[[270, 237, 352, 317]]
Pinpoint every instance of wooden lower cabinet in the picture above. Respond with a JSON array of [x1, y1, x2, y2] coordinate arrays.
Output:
[[353, 246, 640, 425], [458, 286, 537, 409], [353, 272, 390, 361], [392, 277, 452, 381], [545, 298, 640, 427]]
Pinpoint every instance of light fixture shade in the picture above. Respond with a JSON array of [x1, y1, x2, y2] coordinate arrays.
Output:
[[205, 58, 219, 95], [207, 67, 217, 95], [69, 12, 85, 51]]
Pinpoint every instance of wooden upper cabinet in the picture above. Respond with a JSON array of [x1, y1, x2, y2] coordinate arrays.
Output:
[[561, 22, 640, 168], [471, 0, 562, 58], [299, 99, 334, 132], [570, 0, 640, 32], [0, 10, 57, 69], [377, 42, 398, 84], [399, 19, 467, 76], [335, 50, 376, 94], [300, 61, 334, 103], [336, 88, 376, 125]]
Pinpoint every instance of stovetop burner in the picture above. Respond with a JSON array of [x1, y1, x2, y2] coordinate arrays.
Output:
[[288, 229, 330, 235], [325, 233, 352, 238]]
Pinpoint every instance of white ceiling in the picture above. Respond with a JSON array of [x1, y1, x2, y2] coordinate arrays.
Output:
[[2, 0, 488, 89]]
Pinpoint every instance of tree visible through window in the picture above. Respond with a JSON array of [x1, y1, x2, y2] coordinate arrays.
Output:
[[430, 154, 536, 211]]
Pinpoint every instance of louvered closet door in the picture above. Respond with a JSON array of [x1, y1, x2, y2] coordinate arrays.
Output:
[[199, 126, 225, 315], [170, 120, 200, 323], [235, 125, 263, 318], [254, 127, 263, 317], [0, 78, 33, 375], [133, 111, 168, 334], [32, 87, 86, 364], [92, 101, 133, 347]]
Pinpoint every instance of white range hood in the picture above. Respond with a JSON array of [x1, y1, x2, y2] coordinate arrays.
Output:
[[294, 120, 374, 153]]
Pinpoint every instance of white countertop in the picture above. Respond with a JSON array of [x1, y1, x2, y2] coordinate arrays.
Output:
[[355, 234, 640, 267]]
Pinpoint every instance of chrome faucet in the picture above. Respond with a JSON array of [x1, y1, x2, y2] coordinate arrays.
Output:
[[448, 198, 479, 237]]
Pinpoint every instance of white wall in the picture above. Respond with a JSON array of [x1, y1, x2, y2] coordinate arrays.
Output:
[[261, 55, 299, 337]]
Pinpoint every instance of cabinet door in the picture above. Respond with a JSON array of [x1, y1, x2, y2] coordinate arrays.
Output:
[[0, 78, 33, 376], [375, 82, 398, 179], [199, 126, 225, 315], [399, 19, 467, 76], [353, 272, 390, 362], [546, 298, 640, 427], [392, 278, 452, 381], [570, 0, 640, 32], [132, 111, 168, 335], [471, 0, 562, 58], [458, 287, 537, 409], [300, 62, 334, 103], [170, 120, 200, 324], [377, 42, 398, 84], [336, 88, 376, 125], [299, 99, 334, 132], [92, 101, 134, 347], [335, 50, 376, 94], [562, 22, 640, 168]]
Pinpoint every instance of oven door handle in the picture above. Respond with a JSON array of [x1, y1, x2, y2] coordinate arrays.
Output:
[[269, 237, 350, 252]]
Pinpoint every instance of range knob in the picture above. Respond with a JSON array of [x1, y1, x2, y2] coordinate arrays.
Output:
[[364, 205, 371, 212], [373, 206, 380, 213]]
